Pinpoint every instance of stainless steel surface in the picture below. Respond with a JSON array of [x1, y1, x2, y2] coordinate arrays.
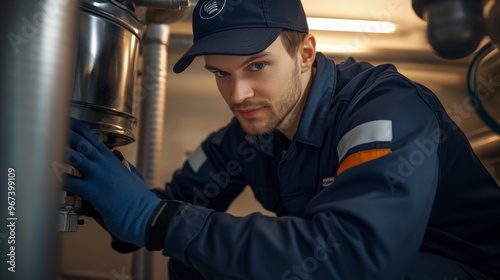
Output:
[[132, 249, 153, 280], [134, 0, 193, 24], [475, 45, 500, 119], [137, 24, 170, 189], [0, 0, 79, 279], [469, 128, 500, 164], [58, 211, 81, 232], [132, 24, 171, 280], [71, 0, 144, 147], [58, 192, 83, 232], [467, 45, 500, 161], [143, 5, 192, 23], [58, 164, 83, 232], [134, 0, 190, 10], [81, 0, 144, 35]]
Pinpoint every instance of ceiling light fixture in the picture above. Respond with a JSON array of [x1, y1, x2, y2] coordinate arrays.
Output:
[[315, 43, 364, 53], [307, 17, 396, 34]]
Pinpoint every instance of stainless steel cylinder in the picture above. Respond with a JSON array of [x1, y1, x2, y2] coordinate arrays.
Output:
[[70, 0, 145, 147]]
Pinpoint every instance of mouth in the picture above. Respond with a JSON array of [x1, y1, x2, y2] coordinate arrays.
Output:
[[235, 107, 263, 119]]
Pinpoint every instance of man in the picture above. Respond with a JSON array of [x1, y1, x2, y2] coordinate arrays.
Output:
[[66, 0, 500, 279]]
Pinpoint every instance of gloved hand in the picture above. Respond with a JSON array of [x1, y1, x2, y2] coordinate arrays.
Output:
[[111, 149, 145, 182], [77, 200, 140, 253], [65, 117, 161, 247], [80, 149, 143, 252]]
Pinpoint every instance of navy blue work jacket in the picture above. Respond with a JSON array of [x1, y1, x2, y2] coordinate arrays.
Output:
[[154, 53, 500, 279]]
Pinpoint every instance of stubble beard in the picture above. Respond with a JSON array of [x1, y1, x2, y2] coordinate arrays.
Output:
[[239, 62, 302, 136]]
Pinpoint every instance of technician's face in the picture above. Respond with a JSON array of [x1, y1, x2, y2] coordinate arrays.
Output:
[[204, 36, 302, 136]]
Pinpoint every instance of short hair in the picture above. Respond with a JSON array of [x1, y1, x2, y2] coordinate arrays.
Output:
[[280, 29, 308, 58]]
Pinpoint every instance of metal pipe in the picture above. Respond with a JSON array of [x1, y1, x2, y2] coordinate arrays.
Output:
[[137, 24, 170, 189], [0, 0, 78, 279], [133, 23, 171, 280], [134, 0, 190, 10], [469, 128, 500, 163]]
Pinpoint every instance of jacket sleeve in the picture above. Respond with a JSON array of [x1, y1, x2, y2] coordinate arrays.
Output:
[[152, 119, 248, 212], [161, 76, 442, 279]]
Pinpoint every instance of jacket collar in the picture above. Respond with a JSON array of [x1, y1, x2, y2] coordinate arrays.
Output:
[[292, 52, 336, 147]]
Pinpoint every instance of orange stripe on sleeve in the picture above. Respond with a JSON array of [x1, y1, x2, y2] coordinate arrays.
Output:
[[337, 148, 391, 176]]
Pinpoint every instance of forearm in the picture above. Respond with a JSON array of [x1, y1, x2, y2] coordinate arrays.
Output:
[[157, 205, 421, 280]]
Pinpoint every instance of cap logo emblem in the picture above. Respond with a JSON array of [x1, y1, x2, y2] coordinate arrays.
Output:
[[200, 0, 226, 19]]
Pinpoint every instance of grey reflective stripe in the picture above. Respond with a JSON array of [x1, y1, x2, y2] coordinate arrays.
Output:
[[188, 145, 207, 173], [337, 120, 393, 161]]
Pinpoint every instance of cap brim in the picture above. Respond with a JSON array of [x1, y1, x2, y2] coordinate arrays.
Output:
[[173, 28, 282, 73]]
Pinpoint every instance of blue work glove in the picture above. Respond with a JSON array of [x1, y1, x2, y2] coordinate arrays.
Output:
[[77, 199, 140, 253], [76, 149, 142, 253], [65, 118, 161, 248]]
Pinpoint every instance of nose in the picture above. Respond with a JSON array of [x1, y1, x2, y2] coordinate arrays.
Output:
[[230, 78, 254, 104]]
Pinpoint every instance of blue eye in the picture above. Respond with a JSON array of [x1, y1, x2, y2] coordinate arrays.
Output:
[[250, 63, 266, 71]]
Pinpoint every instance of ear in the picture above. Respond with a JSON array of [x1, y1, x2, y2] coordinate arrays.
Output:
[[299, 34, 316, 73]]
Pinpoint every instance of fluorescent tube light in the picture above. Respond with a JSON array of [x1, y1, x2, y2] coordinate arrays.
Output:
[[315, 43, 364, 53], [307, 17, 396, 33]]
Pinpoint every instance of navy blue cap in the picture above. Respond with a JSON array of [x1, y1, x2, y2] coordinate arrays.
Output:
[[173, 0, 309, 73]]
